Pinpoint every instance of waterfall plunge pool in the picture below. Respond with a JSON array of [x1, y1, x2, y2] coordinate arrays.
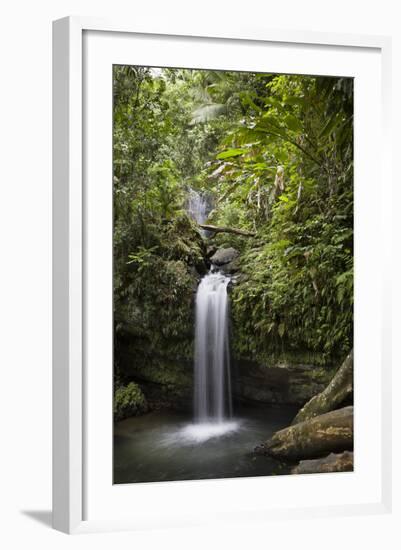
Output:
[[113, 404, 298, 484], [114, 269, 298, 484], [113, 224, 297, 484]]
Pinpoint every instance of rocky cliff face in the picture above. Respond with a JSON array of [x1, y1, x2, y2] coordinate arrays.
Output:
[[116, 243, 338, 413], [118, 341, 336, 411], [233, 358, 336, 406]]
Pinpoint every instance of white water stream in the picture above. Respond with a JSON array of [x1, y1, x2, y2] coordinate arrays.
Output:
[[186, 188, 209, 225], [182, 189, 237, 441], [192, 270, 234, 439]]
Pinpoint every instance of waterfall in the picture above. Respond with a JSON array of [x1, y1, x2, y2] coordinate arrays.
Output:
[[186, 188, 209, 225], [194, 270, 233, 423]]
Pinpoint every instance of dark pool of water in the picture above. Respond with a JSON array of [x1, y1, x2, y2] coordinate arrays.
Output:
[[113, 404, 298, 484]]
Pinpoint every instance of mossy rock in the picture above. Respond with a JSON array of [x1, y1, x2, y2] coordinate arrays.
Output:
[[114, 382, 148, 421]]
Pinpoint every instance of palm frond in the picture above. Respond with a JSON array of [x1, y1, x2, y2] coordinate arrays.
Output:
[[190, 103, 227, 125]]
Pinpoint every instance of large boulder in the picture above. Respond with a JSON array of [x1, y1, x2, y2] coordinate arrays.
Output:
[[221, 256, 241, 274], [292, 350, 353, 425], [255, 406, 353, 461], [210, 247, 239, 266], [292, 451, 353, 474]]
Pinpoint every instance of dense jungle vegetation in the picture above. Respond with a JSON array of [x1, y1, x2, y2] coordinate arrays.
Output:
[[113, 66, 353, 412]]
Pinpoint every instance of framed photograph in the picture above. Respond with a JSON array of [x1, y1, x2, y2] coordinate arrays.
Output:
[[52, 16, 392, 534]]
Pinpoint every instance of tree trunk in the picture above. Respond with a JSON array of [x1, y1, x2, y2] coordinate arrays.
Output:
[[255, 406, 353, 461], [291, 349, 353, 425], [291, 451, 353, 474], [198, 223, 256, 237]]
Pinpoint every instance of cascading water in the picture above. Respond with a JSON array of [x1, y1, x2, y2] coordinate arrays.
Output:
[[186, 188, 209, 225], [193, 270, 233, 424], [186, 188, 215, 237], [179, 187, 238, 441]]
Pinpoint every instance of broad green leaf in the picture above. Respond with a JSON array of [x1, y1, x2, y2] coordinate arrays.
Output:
[[216, 148, 247, 160]]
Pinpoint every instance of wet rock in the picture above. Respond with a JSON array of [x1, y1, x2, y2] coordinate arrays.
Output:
[[117, 344, 193, 412], [195, 262, 208, 277], [234, 359, 336, 406], [255, 406, 353, 461], [206, 244, 218, 258], [210, 247, 239, 266], [291, 451, 353, 474]]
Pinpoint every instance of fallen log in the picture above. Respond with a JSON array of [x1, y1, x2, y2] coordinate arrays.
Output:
[[291, 451, 353, 475], [292, 350, 353, 425], [255, 406, 353, 461], [199, 223, 256, 237]]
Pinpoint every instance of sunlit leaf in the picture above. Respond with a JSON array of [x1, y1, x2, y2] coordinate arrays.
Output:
[[216, 148, 247, 160]]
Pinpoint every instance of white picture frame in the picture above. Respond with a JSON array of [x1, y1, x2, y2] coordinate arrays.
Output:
[[52, 16, 392, 534]]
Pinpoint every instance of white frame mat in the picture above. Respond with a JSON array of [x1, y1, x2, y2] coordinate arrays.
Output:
[[52, 16, 392, 534]]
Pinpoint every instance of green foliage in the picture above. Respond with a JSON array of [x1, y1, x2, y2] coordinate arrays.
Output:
[[113, 65, 354, 408], [113, 67, 213, 375], [114, 213, 205, 366], [114, 382, 148, 421], [216, 148, 247, 160], [206, 73, 354, 360]]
